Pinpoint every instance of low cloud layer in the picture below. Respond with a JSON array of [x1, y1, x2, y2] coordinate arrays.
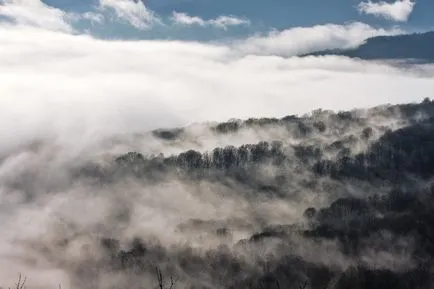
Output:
[[233, 22, 401, 56], [358, 0, 416, 22], [1, 23, 433, 156]]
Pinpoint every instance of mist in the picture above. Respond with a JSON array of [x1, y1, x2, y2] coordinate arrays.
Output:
[[2, 6, 434, 289], [2, 25, 434, 152]]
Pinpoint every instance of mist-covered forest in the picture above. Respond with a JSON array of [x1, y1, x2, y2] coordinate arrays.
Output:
[[5, 99, 434, 289], [3, 0, 434, 287]]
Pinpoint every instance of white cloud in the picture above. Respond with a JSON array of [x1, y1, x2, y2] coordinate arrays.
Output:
[[0, 0, 73, 32], [98, 0, 160, 29], [171, 11, 205, 26], [67, 11, 105, 26], [210, 15, 251, 29], [234, 22, 401, 57], [0, 24, 432, 153], [358, 0, 416, 22], [81, 11, 105, 24], [171, 12, 250, 29]]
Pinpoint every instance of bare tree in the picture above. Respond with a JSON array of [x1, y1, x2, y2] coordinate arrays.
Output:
[[9, 274, 26, 289], [299, 280, 308, 289], [274, 278, 309, 289], [155, 266, 177, 289]]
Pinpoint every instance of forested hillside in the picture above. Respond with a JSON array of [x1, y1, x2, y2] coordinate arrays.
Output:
[[31, 98, 434, 289], [304, 31, 434, 62]]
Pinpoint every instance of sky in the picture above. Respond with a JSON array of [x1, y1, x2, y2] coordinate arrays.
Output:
[[1, 0, 433, 40]]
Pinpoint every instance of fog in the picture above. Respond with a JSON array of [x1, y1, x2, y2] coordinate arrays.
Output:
[[2, 5, 434, 289], [2, 25, 434, 151]]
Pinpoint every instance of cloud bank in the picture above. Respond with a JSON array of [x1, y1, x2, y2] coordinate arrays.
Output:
[[0, 1, 430, 155], [234, 22, 401, 56], [1, 24, 433, 157], [358, 0, 416, 22]]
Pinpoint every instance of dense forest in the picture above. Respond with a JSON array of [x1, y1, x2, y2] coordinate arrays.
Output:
[[6, 99, 434, 289], [35, 98, 432, 289]]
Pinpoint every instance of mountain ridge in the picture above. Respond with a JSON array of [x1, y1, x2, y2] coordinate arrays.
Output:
[[302, 30, 434, 62]]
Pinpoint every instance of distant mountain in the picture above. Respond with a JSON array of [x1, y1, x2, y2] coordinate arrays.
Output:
[[305, 31, 434, 62]]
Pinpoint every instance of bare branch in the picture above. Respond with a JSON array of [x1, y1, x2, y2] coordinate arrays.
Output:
[[299, 280, 308, 289], [154, 266, 177, 289], [156, 266, 164, 289], [275, 279, 280, 289], [169, 275, 178, 289], [9, 274, 26, 289]]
